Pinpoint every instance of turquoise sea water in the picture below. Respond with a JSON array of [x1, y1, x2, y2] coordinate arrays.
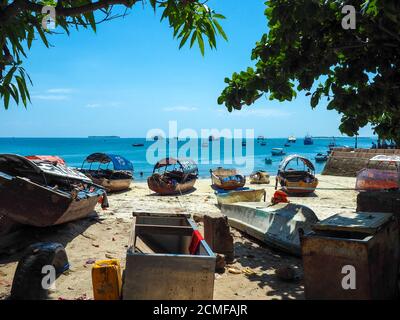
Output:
[[0, 137, 375, 180]]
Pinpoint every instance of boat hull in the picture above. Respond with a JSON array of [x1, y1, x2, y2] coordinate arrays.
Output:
[[221, 202, 319, 256], [147, 175, 196, 195], [0, 175, 102, 227], [277, 176, 318, 194], [215, 189, 266, 206], [210, 169, 246, 190], [92, 177, 132, 192]]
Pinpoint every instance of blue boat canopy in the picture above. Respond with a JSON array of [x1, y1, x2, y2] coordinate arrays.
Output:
[[85, 153, 133, 171], [153, 157, 198, 175]]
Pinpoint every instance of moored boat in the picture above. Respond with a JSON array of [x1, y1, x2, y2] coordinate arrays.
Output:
[[221, 202, 319, 256], [265, 158, 272, 165], [288, 136, 296, 143], [147, 158, 198, 195], [275, 154, 318, 194], [132, 143, 144, 147], [0, 154, 107, 229], [304, 134, 314, 145], [271, 148, 285, 156], [210, 167, 246, 190], [215, 188, 266, 206], [315, 153, 328, 162], [79, 153, 133, 192]]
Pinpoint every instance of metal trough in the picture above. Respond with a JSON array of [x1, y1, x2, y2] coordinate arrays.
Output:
[[122, 211, 216, 300], [301, 211, 400, 299]]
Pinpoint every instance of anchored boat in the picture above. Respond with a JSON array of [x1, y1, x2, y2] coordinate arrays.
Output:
[[0, 154, 107, 230], [215, 188, 266, 206], [250, 170, 270, 184], [315, 153, 328, 162], [304, 134, 314, 145], [221, 202, 319, 256], [147, 158, 198, 195], [271, 148, 285, 156], [276, 154, 318, 194], [210, 168, 246, 190], [288, 135, 296, 143], [79, 153, 133, 192]]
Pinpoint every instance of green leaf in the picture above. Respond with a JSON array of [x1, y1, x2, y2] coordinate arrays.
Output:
[[213, 19, 227, 41], [197, 31, 205, 56]]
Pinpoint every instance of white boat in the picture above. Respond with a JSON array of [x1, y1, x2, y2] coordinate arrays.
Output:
[[288, 136, 296, 143], [271, 148, 285, 156], [221, 202, 319, 256]]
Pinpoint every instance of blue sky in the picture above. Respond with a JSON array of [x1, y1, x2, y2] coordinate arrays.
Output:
[[0, 0, 373, 138]]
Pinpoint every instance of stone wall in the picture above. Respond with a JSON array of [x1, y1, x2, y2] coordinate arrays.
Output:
[[322, 148, 400, 177]]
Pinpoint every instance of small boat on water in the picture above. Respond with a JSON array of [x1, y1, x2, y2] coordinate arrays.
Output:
[[242, 140, 246, 147], [284, 143, 290, 147], [271, 148, 285, 156], [315, 153, 328, 162], [276, 154, 318, 194], [257, 136, 265, 141], [215, 188, 266, 206], [147, 158, 198, 195], [261, 141, 266, 146], [288, 136, 296, 143], [210, 167, 246, 190], [250, 170, 270, 184], [304, 134, 314, 145], [221, 202, 319, 256], [132, 143, 144, 147], [265, 158, 272, 165], [79, 153, 133, 192], [0, 154, 108, 232]]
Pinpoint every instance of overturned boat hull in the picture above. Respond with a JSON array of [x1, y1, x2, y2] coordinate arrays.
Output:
[[0, 174, 103, 227], [215, 188, 266, 206], [221, 202, 319, 256]]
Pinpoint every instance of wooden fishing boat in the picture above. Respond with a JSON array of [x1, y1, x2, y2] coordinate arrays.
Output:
[[221, 202, 319, 256], [210, 168, 246, 190], [0, 154, 107, 229], [275, 154, 318, 194], [79, 153, 133, 192], [147, 158, 198, 195], [215, 188, 266, 206], [271, 148, 285, 156], [250, 170, 270, 184]]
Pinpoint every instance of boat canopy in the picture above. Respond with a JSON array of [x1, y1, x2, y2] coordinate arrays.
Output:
[[0, 154, 92, 183], [85, 153, 133, 171], [278, 154, 315, 172], [153, 157, 198, 175]]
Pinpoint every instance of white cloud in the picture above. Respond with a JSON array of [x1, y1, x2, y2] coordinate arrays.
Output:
[[86, 103, 101, 108], [47, 88, 73, 94], [32, 95, 69, 101], [220, 108, 292, 118], [163, 106, 198, 112]]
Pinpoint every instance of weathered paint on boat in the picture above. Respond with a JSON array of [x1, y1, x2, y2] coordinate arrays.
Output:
[[210, 168, 246, 190], [221, 202, 319, 256], [215, 188, 266, 206], [147, 176, 196, 195], [91, 177, 132, 192]]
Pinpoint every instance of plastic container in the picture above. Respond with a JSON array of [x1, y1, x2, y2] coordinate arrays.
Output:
[[92, 259, 122, 300]]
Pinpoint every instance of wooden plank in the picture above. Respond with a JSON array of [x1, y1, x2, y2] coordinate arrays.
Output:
[[132, 211, 190, 218], [135, 224, 194, 236]]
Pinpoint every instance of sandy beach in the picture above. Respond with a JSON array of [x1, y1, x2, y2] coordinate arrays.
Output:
[[0, 174, 358, 300]]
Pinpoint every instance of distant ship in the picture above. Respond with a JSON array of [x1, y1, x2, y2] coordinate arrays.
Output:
[[304, 134, 314, 145], [287, 135, 296, 143], [88, 135, 120, 139]]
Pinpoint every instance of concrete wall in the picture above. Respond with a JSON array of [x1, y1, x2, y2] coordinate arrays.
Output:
[[322, 148, 400, 177]]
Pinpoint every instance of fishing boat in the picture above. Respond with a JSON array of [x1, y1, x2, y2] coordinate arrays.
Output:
[[284, 143, 290, 147], [271, 148, 285, 156], [79, 153, 133, 192], [0, 154, 107, 229], [315, 153, 328, 162], [250, 170, 270, 184], [304, 134, 314, 145], [132, 143, 144, 147], [265, 158, 272, 165], [221, 202, 319, 256], [261, 141, 266, 146], [288, 136, 296, 143], [147, 158, 198, 195], [210, 168, 246, 190], [257, 136, 265, 141], [25, 155, 66, 165], [275, 154, 318, 194], [215, 188, 266, 206]]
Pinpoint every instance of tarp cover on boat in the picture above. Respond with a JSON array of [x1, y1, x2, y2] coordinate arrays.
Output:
[[0, 154, 92, 183], [278, 154, 315, 172], [85, 153, 133, 171], [356, 168, 399, 191], [154, 158, 198, 174], [26, 155, 66, 165]]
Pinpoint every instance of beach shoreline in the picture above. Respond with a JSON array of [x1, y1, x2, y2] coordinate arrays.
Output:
[[0, 175, 358, 300]]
